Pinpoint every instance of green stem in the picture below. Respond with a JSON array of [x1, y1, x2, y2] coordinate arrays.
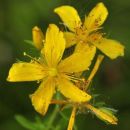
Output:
[[46, 93, 60, 130], [46, 105, 59, 130]]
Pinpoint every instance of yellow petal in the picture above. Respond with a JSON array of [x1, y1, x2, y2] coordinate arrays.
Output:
[[7, 62, 46, 82], [58, 43, 96, 73], [67, 107, 76, 130], [54, 6, 81, 32], [30, 78, 55, 115], [75, 41, 96, 53], [84, 2, 108, 31], [43, 24, 65, 67], [57, 78, 91, 102], [32, 26, 44, 50], [86, 104, 118, 125], [64, 32, 77, 48], [93, 38, 125, 59]]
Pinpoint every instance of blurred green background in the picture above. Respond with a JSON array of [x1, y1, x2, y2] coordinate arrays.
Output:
[[0, 0, 130, 130]]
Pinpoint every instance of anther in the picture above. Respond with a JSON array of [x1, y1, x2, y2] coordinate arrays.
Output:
[[23, 52, 40, 63]]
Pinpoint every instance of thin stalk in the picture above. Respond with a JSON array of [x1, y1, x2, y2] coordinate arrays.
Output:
[[46, 105, 59, 130], [85, 55, 104, 90], [45, 93, 61, 130]]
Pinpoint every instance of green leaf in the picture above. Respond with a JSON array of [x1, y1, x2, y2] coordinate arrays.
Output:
[[55, 116, 68, 130], [24, 40, 34, 46], [94, 102, 106, 107], [59, 111, 69, 121], [99, 107, 118, 114], [15, 115, 38, 130], [92, 94, 101, 98]]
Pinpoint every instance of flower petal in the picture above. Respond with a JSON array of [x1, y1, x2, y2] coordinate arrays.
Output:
[[54, 6, 81, 32], [58, 43, 96, 73], [75, 41, 96, 53], [64, 32, 77, 48], [30, 78, 55, 115], [84, 2, 108, 31], [32, 26, 44, 50], [57, 78, 91, 102], [67, 107, 76, 130], [43, 24, 65, 67], [7, 62, 46, 82], [93, 38, 124, 59]]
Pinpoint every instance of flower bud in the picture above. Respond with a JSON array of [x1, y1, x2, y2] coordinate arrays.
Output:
[[86, 104, 118, 124], [32, 26, 44, 50]]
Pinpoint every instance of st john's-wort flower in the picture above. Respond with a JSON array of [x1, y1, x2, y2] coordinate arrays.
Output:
[[50, 54, 117, 130], [54, 2, 124, 60], [7, 24, 95, 115]]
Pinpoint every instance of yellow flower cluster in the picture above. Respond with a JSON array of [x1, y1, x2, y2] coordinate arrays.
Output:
[[7, 2, 124, 130]]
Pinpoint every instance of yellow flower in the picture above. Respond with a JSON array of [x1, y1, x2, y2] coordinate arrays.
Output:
[[54, 2, 124, 60], [7, 24, 93, 115], [50, 54, 118, 130]]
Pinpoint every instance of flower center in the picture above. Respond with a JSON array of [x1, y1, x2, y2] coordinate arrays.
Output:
[[75, 26, 103, 44], [75, 26, 88, 43], [48, 68, 58, 77]]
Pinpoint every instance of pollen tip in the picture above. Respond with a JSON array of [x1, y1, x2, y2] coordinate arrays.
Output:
[[82, 78, 85, 82], [23, 52, 26, 56]]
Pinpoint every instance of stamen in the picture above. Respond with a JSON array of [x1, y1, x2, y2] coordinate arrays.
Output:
[[66, 74, 85, 82], [23, 52, 40, 64], [59, 22, 68, 31], [51, 99, 67, 105]]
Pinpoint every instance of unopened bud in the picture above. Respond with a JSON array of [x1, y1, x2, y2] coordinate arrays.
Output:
[[32, 26, 44, 50], [86, 104, 118, 125]]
